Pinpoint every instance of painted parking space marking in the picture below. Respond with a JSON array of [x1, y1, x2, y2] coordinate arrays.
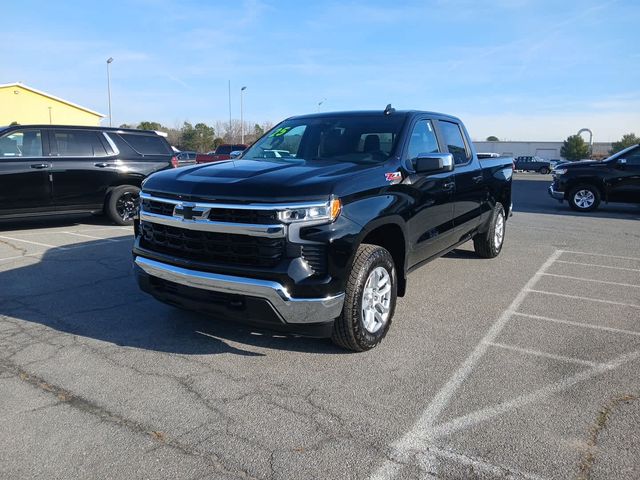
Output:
[[526, 289, 640, 308], [0, 235, 67, 250], [555, 260, 640, 272], [540, 272, 640, 288], [63, 231, 122, 243], [562, 250, 640, 262], [485, 341, 606, 368], [513, 312, 640, 337], [371, 247, 640, 479], [370, 250, 563, 479], [0, 236, 132, 263]]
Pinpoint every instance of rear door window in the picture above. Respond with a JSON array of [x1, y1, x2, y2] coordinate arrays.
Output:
[[0, 129, 43, 157], [118, 133, 171, 155], [439, 121, 470, 165], [54, 130, 108, 157]]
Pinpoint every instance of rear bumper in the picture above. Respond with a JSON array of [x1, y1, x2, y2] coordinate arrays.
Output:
[[134, 256, 344, 335], [548, 184, 564, 202]]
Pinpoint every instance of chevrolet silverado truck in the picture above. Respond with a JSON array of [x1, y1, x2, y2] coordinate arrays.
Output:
[[133, 108, 513, 351], [549, 144, 640, 211]]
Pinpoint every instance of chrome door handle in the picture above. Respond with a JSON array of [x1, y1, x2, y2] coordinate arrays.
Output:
[[472, 175, 483, 183], [30, 163, 50, 169], [94, 162, 109, 168]]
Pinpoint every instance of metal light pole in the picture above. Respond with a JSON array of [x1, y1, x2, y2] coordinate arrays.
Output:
[[228, 80, 232, 139], [240, 86, 247, 144], [106, 57, 114, 127]]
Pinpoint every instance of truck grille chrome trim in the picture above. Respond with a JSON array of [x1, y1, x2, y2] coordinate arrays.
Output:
[[134, 256, 345, 324]]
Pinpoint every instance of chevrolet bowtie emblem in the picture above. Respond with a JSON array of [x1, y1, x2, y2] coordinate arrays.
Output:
[[173, 202, 209, 220]]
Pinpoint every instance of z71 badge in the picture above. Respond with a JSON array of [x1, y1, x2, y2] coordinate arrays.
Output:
[[385, 171, 402, 184]]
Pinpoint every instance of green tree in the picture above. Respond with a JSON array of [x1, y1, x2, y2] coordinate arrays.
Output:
[[486, 135, 499, 141], [610, 133, 639, 154], [137, 121, 164, 131], [561, 135, 590, 161], [9, 121, 19, 126], [180, 122, 215, 152]]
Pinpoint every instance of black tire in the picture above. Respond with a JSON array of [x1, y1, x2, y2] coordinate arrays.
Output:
[[568, 185, 600, 212], [331, 244, 397, 352], [539, 167, 550, 174], [106, 185, 140, 225], [473, 202, 506, 259]]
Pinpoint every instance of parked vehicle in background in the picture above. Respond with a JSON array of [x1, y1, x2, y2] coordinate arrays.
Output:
[[196, 144, 248, 164], [174, 150, 197, 167], [514, 155, 552, 174], [132, 108, 514, 351], [477, 152, 501, 159], [549, 144, 640, 211], [0, 125, 175, 225]]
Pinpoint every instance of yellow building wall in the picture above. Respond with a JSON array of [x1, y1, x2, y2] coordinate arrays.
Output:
[[0, 85, 103, 126]]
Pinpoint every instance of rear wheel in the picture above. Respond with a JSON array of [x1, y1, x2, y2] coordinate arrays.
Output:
[[473, 203, 506, 258], [106, 185, 140, 225], [332, 244, 397, 352], [568, 185, 600, 212], [539, 166, 550, 174]]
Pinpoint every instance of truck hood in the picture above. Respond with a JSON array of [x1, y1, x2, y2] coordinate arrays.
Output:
[[559, 159, 607, 169], [143, 158, 388, 202]]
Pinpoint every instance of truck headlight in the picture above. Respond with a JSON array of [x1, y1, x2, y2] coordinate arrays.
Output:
[[277, 197, 341, 223]]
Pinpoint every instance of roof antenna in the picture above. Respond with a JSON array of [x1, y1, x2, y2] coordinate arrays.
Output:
[[384, 104, 395, 115]]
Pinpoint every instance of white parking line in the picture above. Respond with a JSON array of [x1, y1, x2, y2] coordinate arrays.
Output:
[[418, 446, 548, 480], [513, 312, 640, 337], [428, 349, 640, 440], [485, 341, 605, 368], [369, 249, 563, 480], [540, 272, 640, 288], [0, 237, 131, 262], [555, 260, 640, 272], [562, 250, 640, 262], [526, 289, 640, 309], [0, 235, 67, 250], [63, 231, 120, 243]]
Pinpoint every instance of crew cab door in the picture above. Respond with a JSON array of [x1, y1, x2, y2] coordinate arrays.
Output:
[[607, 146, 640, 203], [49, 129, 117, 209], [0, 128, 53, 215], [402, 118, 456, 265], [437, 120, 484, 237]]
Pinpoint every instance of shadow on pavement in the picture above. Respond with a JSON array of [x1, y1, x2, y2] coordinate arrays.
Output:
[[0, 238, 346, 356], [0, 213, 117, 232]]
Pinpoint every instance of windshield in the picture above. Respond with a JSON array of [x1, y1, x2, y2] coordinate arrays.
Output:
[[242, 115, 407, 164]]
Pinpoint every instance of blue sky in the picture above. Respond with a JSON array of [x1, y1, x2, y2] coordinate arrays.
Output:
[[2, 0, 639, 140]]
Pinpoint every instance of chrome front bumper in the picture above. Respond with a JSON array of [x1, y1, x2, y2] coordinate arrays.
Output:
[[134, 256, 344, 324], [548, 184, 564, 201]]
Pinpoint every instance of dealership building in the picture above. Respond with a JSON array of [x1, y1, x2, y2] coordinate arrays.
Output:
[[472, 140, 613, 160]]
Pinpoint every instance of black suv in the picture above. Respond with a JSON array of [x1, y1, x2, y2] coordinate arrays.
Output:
[[514, 156, 552, 174], [549, 144, 640, 211], [0, 125, 175, 225]]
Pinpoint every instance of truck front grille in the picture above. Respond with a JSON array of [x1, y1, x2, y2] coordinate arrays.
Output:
[[140, 221, 284, 268], [141, 198, 174, 216], [208, 208, 278, 224]]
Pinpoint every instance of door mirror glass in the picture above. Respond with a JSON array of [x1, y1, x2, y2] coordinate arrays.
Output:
[[230, 150, 243, 159], [413, 153, 454, 173]]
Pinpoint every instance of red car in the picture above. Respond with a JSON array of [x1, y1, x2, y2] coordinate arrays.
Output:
[[196, 144, 247, 164]]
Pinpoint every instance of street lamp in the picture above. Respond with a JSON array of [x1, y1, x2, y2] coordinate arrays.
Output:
[[106, 57, 114, 127], [240, 86, 247, 144]]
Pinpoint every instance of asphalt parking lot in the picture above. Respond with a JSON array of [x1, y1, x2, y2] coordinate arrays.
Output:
[[1, 173, 639, 480]]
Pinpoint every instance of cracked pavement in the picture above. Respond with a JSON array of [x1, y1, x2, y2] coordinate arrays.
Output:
[[1, 175, 639, 479]]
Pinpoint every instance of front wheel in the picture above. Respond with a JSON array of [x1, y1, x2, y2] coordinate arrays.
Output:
[[106, 185, 140, 226], [473, 203, 506, 258], [539, 167, 550, 174], [568, 185, 600, 212], [332, 244, 397, 352]]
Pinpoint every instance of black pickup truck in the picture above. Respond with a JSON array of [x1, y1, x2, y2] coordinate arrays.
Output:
[[549, 144, 640, 211], [133, 109, 513, 351]]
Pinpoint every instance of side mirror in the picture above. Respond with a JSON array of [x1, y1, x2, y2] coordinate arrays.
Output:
[[618, 158, 627, 165], [230, 150, 243, 159], [413, 153, 454, 173]]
